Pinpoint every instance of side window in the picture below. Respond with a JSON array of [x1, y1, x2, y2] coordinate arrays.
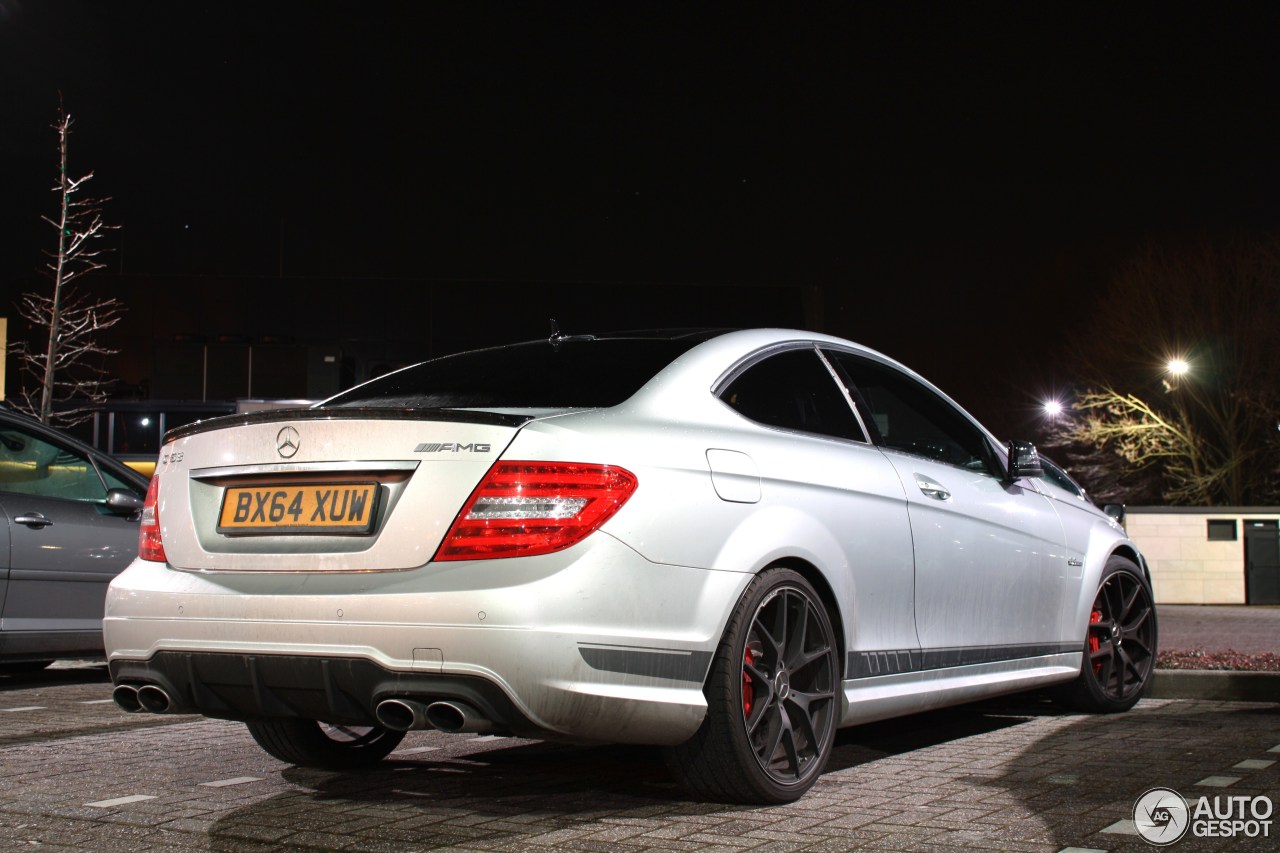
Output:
[[102, 466, 142, 494], [1040, 458, 1087, 500], [0, 427, 109, 502], [720, 348, 865, 441], [826, 351, 999, 475]]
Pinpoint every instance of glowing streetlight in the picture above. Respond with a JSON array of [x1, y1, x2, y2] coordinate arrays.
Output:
[[1043, 400, 1064, 418], [1163, 357, 1191, 392]]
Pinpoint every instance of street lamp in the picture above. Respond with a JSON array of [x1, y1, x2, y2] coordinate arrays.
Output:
[[1164, 357, 1190, 392], [1042, 400, 1064, 419]]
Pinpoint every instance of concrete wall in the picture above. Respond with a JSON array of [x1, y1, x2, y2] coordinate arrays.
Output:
[[1124, 508, 1278, 604]]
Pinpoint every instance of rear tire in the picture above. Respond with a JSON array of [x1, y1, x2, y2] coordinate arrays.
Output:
[[246, 720, 405, 770], [665, 567, 839, 804], [1056, 555, 1157, 713]]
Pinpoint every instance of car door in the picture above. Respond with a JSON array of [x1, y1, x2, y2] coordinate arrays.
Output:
[[824, 350, 1070, 660], [0, 422, 142, 654], [715, 345, 919, 669]]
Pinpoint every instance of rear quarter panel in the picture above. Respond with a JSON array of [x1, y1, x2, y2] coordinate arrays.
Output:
[[504, 397, 919, 665]]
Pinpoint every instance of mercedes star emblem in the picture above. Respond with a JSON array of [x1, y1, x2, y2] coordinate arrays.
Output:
[[276, 425, 300, 458]]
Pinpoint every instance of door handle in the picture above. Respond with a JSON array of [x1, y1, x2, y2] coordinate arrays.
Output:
[[914, 476, 951, 501], [14, 513, 54, 528]]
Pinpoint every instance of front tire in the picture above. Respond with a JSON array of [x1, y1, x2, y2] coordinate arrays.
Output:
[[1057, 555, 1157, 713], [665, 567, 839, 804], [246, 719, 405, 770]]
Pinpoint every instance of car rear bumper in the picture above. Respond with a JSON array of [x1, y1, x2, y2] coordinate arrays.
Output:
[[103, 534, 750, 745]]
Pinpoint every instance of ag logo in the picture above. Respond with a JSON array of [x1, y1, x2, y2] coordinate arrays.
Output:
[[1134, 787, 1190, 846]]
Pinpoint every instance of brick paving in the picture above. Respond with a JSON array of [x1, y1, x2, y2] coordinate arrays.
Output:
[[0, 664, 1276, 851]]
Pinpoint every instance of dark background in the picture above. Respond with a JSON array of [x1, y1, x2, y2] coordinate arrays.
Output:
[[2, 3, 1278, 438]]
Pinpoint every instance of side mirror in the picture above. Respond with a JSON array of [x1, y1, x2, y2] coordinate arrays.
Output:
[[1006, 440, 1043, 481], [105, 487, 145, 515], [1104, 504, 1126, 524]]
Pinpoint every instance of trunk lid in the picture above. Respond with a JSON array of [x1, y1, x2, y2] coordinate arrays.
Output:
[[154, 409, 526, 572]]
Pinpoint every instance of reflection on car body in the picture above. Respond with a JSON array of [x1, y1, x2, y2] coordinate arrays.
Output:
[[103, 329, 1156, 803]]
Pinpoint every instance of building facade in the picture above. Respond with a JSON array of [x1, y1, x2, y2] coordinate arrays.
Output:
[[1124, 507, 1280, 605]]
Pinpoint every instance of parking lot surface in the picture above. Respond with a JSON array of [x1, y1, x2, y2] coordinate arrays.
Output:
[[1159, 605, 1280, 655], [0, 663, 1275, 852]]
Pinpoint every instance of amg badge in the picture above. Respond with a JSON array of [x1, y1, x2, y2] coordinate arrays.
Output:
[[414, 442, 492, 453]]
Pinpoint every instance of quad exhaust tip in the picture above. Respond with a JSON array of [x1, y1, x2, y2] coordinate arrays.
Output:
[[113, 683, 177, 714], [117, 685, 495, 729], [373, 697, 494, 733]]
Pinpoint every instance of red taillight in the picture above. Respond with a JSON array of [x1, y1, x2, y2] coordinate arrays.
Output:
[[138, 474, 167, 562], [435, 462, 638, 561]]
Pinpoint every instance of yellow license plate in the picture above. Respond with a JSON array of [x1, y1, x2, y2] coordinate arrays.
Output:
[[217, 483, 379, 535]]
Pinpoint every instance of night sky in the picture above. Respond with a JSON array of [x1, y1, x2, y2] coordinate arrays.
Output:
[[2, 3, 1278, 437]]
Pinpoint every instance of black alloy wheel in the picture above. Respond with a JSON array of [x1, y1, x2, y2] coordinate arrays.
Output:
[[1058, 555, 1157, 713], [666, 567, 839, 803]]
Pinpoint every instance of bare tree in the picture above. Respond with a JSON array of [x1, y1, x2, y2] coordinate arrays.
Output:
[[1046, 235, 1280, 506], [1054, 387, 1241, 506], [10, 102, 124, 425]]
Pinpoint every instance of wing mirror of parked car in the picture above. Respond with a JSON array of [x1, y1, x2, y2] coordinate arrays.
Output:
[[105, 487, 146, 515], [1005, 440, 1043, 481], [1103, 504, 1126, 524]]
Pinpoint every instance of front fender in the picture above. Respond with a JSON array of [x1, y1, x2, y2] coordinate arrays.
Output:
[[1070, 519, 1150, 640]]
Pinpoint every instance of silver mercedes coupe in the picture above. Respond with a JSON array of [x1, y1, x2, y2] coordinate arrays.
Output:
[[104, 328, 1156, 803]]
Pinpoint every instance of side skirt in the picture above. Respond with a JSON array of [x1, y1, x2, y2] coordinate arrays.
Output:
[[838, 652, 1082, 727]]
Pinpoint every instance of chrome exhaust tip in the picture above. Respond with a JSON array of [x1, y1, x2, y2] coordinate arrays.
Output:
[[425, 700, 493, 734], [136, 684, 173, 714], [374, 697, 433, 732], [111, 684, 143, 713]]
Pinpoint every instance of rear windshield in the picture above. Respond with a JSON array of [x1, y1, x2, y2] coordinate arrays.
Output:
[[323, 338, 703, 410]]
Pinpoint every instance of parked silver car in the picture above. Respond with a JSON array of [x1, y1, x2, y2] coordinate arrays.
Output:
[[104, 329, 1155, 803], [0, 408, 148, 671]]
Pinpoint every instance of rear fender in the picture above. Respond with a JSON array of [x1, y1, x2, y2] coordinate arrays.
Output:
[[706, 505, 859, 664]]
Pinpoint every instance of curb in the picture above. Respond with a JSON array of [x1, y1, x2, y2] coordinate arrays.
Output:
[[1148, 670, 1280, 702]]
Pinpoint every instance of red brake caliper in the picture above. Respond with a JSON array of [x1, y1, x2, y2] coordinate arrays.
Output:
[[1088, 609, 1103, 675], [742, 646, 754, 718]]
